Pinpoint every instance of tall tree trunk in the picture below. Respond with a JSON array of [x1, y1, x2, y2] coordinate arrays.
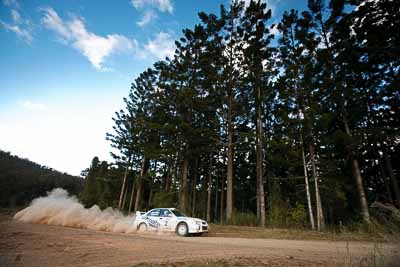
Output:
[[378, 157, 393, 204], [173, 152, 179, 191], [121, 182, 128, 211], [147, 189, 153, 210], [343, 118, 371, 223], [134, 179, 143, 213], [192, 158, 199, 216], [128, 177, 136, 213], [207, 154, 213, 222], [164, 158, 172, 192], [226, 8, 236, 224], [301, 136, 315, 230], [226, 92, 234, 222], [383, 146, 400, 206], [256, 83, 265, 227], [221, 149, 226, 224], [180, 157, 189, 213], [256, 187, 260, 221], [220, 176, 225, 224], [147, 160, 156, 210], [309, 144, 325, 231], [350, 158, 371, 223], [118, 158, 131, 209], [134, 156, 149, 212], [202, 164, 208, 220], [215, 171, 219, 222]]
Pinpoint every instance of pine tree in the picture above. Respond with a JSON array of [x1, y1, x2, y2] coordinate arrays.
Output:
[[218, 0, 246, 223], [277, 9, 318, 230], [240, 0, 274, 227]]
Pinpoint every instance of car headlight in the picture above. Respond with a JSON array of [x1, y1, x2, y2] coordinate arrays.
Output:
[[195, 221, 201, 225]]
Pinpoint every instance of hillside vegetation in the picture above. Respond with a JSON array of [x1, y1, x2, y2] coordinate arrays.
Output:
[[0, 150, 83, 208]]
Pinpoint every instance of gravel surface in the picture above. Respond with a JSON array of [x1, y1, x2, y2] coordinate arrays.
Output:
[[0, 216, 398, 266]]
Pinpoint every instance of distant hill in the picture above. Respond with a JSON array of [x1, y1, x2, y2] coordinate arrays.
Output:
[[0, 150, 84, 208]]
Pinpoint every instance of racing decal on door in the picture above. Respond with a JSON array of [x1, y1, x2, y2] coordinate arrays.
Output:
[[144, 216, 160, 228]]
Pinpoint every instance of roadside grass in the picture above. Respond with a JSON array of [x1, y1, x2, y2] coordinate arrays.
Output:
[[133, 258, 291, 267], [206, 223, 399, 242], [133, 248, 400, 267], [133, 253, 400, 267], [133, 259, 246, 267], [335, 242, 400, 267]]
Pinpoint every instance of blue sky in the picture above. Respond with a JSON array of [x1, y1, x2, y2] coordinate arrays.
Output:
[[0, 0, 307, 176]]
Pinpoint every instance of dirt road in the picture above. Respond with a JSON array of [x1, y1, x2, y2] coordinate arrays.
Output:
[[0, 216, 398, 266]]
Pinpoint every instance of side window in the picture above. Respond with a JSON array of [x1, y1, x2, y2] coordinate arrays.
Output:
[[148, 209, 160, 217], [160, 209, 173, 217]]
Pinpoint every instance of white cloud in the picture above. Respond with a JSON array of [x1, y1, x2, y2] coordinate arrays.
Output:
[[269, 22, 280, 36], [19, 100, 47, 111], [154, 0, 173, 13], [131, 0, 144, 9], [142, 31, 175, 60], [1, 21, 33, 42], [242, 0, 279, 15], [41, 7, 137, 71], [137, 10, 157, 27], [10, 9, 20, 22], [41, 7, 71, 40], [2, 0, 19, 8], [0, 9, 33, 43], [131, 0, 173, 14]]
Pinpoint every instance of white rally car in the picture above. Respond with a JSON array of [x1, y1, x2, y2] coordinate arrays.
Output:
[[135, 208, 208, 236]]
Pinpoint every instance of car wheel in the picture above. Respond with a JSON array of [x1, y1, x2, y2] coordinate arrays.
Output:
[[176, 222, 188, 237], [138, 223, 147, 232]]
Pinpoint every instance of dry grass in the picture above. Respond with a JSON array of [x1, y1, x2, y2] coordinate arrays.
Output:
[[335, 242, 400, 267], [206, 224, 398, 242], [133, 259, 258, 267]]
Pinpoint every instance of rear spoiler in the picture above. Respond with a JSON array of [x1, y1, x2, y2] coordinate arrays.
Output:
[[135, 211, 146, 217]]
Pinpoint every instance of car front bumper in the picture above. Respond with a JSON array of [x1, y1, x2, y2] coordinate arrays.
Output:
[[189, 223, 209, 233]]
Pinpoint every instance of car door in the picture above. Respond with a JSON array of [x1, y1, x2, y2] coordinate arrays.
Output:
[[159, 209, 175, 231], [145, 209, 161, 229]]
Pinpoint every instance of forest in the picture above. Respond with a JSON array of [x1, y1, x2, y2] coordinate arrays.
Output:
[[80, 0, 399, 231], [0, 150, 83, 208]]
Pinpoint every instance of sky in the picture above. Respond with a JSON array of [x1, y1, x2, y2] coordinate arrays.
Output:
[[0, 0, 307, 176]]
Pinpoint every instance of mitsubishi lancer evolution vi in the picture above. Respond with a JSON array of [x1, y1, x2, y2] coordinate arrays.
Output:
[[135, 208, 208, 236]]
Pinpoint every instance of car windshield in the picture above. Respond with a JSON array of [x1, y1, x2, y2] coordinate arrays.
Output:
[[171, 209, 187, 217]]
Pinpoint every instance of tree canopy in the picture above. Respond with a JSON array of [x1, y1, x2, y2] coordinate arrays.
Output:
[[82, 0, 399, 229]]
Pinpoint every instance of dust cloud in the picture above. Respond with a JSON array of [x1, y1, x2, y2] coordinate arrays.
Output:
[[14, 188, 137, 233]]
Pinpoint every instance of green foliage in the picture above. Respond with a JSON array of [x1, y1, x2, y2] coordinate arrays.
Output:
[[151, 191, 178, 209], [229, 211, 258, 226], [80, 157, 123, 209], [268, 197, 290, 228], [94, 0, 399, 230], [287, 202, 307, 228]]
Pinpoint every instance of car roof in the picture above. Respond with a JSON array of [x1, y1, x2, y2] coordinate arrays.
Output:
[[147, 208, 175, 212]]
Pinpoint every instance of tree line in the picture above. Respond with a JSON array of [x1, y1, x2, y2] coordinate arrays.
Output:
[[82, 0, 399, 230]]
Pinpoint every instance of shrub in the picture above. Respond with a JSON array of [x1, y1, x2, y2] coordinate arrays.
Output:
[[268, 197, 290, 227], [287, 202, 307, 228], [229, 211, 258, 226]]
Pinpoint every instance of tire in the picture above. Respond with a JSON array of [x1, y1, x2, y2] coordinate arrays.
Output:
[[176, 222, 188, 237], [138, 223, 147, 232]]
